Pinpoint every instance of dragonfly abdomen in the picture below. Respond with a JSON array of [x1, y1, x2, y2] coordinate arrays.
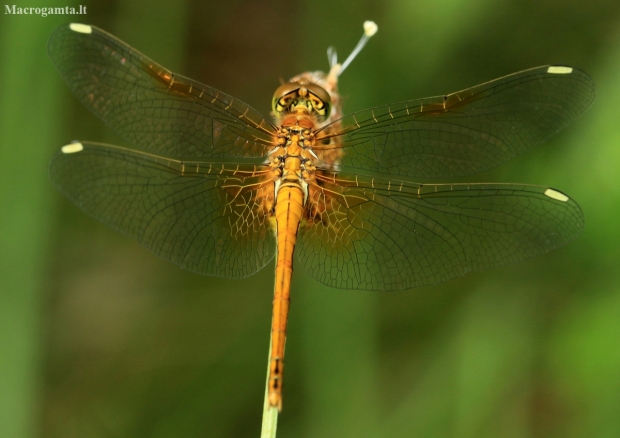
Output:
[[269, 183, 305, 410]]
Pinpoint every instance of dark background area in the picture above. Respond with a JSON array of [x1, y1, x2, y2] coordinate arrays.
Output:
[[1, 0, 619, 437]]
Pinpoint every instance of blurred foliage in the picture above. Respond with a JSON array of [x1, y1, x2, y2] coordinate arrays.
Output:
[[1, 0, 619, 437]]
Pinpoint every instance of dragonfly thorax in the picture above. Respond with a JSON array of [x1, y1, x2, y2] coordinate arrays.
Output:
[[275, 120, 317, 157]]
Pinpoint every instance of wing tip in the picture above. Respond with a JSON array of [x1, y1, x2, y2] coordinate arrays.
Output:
[[69, 23, 92, 34], [61, 142, 84, 154], [547, 66, 573, 75], [544, 188, 570, 202]]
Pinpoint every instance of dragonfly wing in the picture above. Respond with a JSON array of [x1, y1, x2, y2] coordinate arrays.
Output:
[[317, 66, 595, 178], [48, 24, 277, 159], [49, 142, 277, 278], [297, 171, 583, 290]]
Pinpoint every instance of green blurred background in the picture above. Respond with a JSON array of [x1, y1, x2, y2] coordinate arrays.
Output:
[[1, 0, 619, 437]]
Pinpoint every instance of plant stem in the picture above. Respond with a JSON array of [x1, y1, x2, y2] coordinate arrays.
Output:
[[260, 338, 278, 437]]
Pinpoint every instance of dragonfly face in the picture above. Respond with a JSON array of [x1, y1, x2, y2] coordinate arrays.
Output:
[[272, 79, 333, 122], [48, 22, 595, 411]]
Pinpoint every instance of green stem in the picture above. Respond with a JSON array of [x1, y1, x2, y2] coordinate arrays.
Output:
[[260, 338, 278, 437]]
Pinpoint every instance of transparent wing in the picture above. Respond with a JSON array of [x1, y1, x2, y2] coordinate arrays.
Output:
[[48, 24, 277, 159], [49, 142, 277, 278], [316, 66, 595, 178], [297, 171, 583, 290]]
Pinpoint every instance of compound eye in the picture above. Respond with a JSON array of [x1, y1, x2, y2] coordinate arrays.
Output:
[[271, 81, 333, 119], [272, 83, 301, 114], [273, 83, 301, 99], [309, 94, 325, 110], [305, 84, 332, 119]]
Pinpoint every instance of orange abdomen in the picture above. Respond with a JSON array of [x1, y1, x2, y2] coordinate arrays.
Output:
[[268, 183, 305, 410]]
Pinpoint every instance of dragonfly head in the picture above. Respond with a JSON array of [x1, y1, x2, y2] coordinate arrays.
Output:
[[272, 79, 332, 122], [272, 21, 377, 125]]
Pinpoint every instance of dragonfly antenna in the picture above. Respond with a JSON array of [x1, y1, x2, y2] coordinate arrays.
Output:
[[328, 21, 378, 77]]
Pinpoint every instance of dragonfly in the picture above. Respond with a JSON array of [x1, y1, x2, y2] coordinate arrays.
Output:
[[48, 22, 594, 411]]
